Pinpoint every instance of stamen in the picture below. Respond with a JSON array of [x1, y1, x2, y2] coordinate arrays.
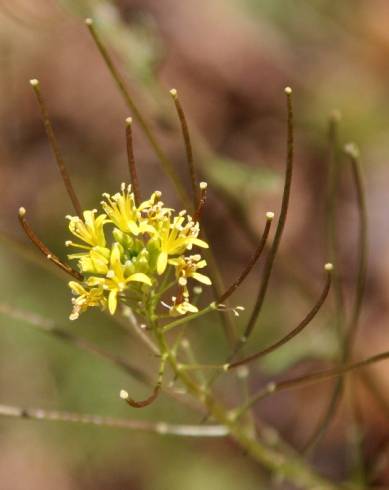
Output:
[[29, 79, 82, 218], [18, 207, 83, 281]]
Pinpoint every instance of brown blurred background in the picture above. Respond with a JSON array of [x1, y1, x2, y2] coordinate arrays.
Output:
[[0, 0, 389, 489]]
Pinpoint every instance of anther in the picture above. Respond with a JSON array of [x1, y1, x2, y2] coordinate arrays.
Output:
[[119, 389, 129, 400], [267, 382, 276, 393]]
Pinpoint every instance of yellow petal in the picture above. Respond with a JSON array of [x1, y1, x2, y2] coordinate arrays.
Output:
[[69, 281, 86, 295], [192, 272, 212, 285], [186, 303, 199, 313], [157, 252, 168, 275], [108, 290, 118, 315], [128, 273, 152, 286], [192, 238, 209, 248]]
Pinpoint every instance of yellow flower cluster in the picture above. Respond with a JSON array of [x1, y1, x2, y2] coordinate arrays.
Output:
[[66, 184, 211, 320]]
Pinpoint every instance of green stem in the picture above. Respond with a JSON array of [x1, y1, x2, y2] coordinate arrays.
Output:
[[152, 319, 342, 490], [162, 304, 214, 332]]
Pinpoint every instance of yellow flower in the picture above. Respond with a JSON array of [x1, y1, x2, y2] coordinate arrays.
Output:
[[68, 281, 106, 320], [86, 242, 152, 315], [138, 191, 172, 227], [156, 215, 208, 275], [101, 183, 154, 236], [73, 246, 110, 275], [168, 254, 212, 287], [161, 294, 199, 317], [65, 185, 212, 320], [66, 210, 107, 249]]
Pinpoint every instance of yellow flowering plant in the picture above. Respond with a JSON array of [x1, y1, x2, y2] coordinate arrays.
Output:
[[4, 18, 389, 490], [66, 183, 211, 320]]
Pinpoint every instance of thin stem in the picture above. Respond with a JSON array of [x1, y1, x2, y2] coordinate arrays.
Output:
[[120, 305, 160, 355], [228, 264, 333, 370], [125, 117, 141, 205], [192, 182, 207, 223], [218, 212, 274, 304], [158, 280, 176, 297], [303, 113, 345, 454], [180, 337, 207, 386], [177, 363, 227, 372], [344, 143, 367, 357], [325, 111, 345, 329], [235, 351, 389, 417], [18, 207, 83, 281], [0, 404, 228, 437], [162, 304, 214, 333], [85, 18, 189, 208], [120, 353, 167, 408], [29, 79, 82, 217], [241, 87, 294, 345], [170, 88, 197, 209], [303, 143, 368, 454]]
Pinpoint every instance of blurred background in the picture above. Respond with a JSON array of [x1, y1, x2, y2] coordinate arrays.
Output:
[[0, 0, 388, 488]]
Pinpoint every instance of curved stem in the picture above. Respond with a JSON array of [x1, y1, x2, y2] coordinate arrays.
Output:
[[29, 79, 82, 217], [218, 212, 274, 304], [120, 353, 166, 408], [18, 207, 83, 281], [303, 143, 368, 454], [170, 88, 197, 209], [228, 265, 332, 369], [343, 144, 367, 357], [241, 87, 294, 346]]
